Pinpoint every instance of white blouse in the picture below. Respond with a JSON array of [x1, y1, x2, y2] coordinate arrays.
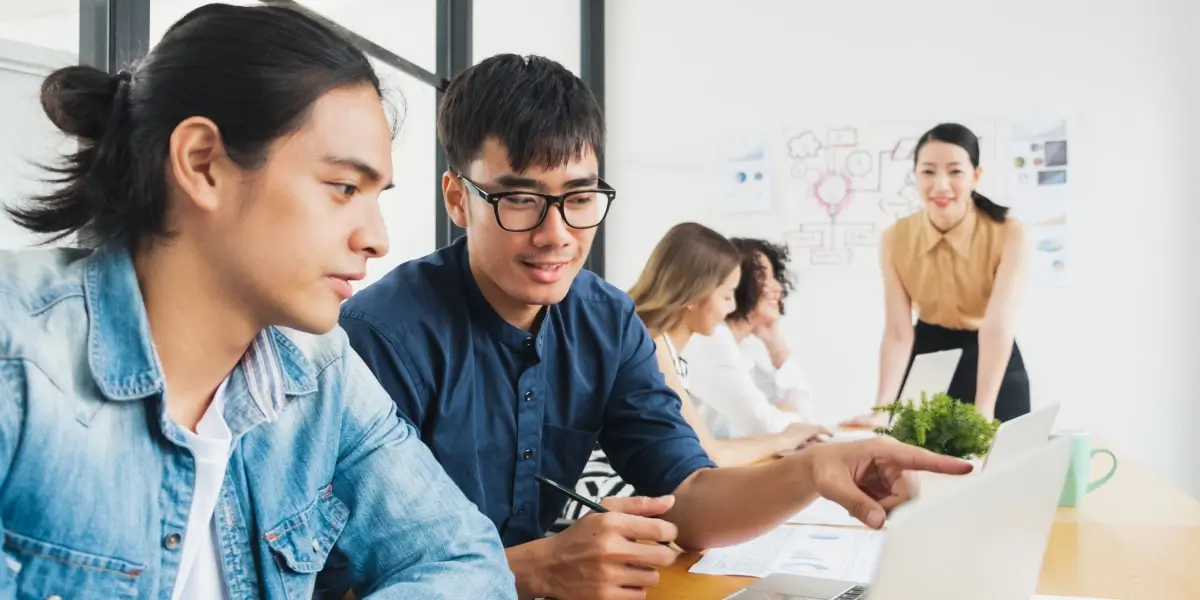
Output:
[[681, 322, 816, 439]]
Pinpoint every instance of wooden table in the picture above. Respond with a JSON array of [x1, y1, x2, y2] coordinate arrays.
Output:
[[648, 440, 1200, 599]]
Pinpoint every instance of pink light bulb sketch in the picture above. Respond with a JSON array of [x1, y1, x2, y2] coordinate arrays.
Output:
[[811, 171, 854, 221]]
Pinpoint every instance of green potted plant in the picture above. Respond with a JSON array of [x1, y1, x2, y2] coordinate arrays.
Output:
[[872, 391, 1000, 459]]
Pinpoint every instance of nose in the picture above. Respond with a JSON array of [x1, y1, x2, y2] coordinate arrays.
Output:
[[530, 203, 573, 249], [351, 198, 390, 258], [932, 173, 952, 194]]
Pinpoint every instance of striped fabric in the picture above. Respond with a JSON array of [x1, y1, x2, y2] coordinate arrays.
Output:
[[241, 331, 287, 423]]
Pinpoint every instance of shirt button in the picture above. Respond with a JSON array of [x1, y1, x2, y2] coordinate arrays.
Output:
[[162, 533, 182, 550], [523, 337, 533, 348], [524, 391, 533, 402], [312, 538, 321, 552], [516, 507, 525, 516], [522, 448, 534, 460], [46, 596, 63, 600]]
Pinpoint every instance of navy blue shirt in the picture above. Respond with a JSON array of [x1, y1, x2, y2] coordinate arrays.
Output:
[[339, 237, 716, 547]]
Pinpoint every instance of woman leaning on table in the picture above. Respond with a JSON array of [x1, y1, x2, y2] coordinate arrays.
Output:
[[843, 122, 1032, 427]]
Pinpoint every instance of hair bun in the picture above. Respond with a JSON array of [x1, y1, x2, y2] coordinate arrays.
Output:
[[39, 65, 127, 141]]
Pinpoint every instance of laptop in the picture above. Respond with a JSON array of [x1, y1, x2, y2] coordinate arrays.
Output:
[[896, 348, 962, 404], [982, 403, 1061, 471], [725, 434, 1073, 600], [822, 349, 963, 445]]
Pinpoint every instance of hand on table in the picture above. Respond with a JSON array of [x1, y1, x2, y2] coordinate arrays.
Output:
[[803, 436, 974, 529], [838, 411, 889, 429], [782, 422, 832, 448], [536, 495, 681, 600]]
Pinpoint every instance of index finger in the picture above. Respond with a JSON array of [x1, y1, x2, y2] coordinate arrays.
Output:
[[876, 438, 974, 475], [609, 537, 681, 569], [606, 511, 679, 545]]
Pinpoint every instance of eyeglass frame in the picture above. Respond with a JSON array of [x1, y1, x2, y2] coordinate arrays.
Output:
[[455, 172, 617, 232]]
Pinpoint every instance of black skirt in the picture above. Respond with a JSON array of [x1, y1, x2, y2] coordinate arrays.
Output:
[[898, 320, 1030, 423]]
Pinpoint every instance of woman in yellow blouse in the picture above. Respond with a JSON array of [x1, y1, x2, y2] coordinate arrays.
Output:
[[844, 123, 1031, 426]]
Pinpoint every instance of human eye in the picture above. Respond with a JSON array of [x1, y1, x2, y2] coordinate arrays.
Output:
[[329, 183, 360, 199], [501, 194, 541, 208]]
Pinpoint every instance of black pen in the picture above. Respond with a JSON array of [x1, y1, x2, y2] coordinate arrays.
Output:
[[535, 473, 684, 553]]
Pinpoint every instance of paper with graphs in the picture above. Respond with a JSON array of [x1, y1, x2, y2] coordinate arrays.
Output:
[[689, 525, 884, 581]]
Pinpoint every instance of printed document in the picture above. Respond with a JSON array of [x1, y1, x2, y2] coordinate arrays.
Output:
[[690, 525, 884, 581]]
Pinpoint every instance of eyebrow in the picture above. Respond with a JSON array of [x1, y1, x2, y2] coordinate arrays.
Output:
[[494, 173, 600, 191], [918, 161, 964, 167], [323, 155, 394, 190]]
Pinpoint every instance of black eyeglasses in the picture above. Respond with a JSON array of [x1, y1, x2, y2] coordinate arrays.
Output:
[[457, 174, 616, 232]]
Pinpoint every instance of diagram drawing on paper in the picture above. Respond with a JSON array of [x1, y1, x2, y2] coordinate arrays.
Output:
[[781, 125, 926, 271]]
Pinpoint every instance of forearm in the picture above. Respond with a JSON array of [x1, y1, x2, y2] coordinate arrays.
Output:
[[974, 323, 1014, 420], [760, 333, 790, 370], [664, 453, 816, 551], [875, 332, 913, 406], [707, 434, 796, 468], [505, 539, 551, 600]]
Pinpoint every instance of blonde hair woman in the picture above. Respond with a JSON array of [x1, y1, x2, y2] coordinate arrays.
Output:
[[562, 223, 828, 521]]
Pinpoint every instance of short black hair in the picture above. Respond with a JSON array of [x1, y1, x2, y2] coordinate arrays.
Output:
[[727, 237, 794, 322], [436, 53, 604, 174], [5, 3, 384, 250]]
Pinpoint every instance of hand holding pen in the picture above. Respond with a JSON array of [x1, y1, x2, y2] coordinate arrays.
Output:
[[523, 474, 683, 600]]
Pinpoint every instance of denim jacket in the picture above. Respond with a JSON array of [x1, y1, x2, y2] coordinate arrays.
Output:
[[0, 244, 516, 599]]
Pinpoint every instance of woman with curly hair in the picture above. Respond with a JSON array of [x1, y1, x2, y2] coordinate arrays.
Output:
[[683, 237, 823, 439]]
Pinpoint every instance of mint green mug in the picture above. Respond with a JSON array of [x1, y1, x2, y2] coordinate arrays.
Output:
[[1050, 430, 1117, 507]]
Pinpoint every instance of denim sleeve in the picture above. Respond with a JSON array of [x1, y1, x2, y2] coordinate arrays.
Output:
[[0, 360, 19, 595], [330, 342, 516, 599], [598, 308, 717, 497]]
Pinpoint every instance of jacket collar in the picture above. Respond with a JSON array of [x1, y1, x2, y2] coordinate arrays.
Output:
[[919, 204, 977, 258], [83, 244, 317, 414]]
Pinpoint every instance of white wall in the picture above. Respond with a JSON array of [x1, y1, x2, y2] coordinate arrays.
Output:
[[474, 0, 580, 74], [606, 0, 1200, 497], [0, 39, 76, 250]]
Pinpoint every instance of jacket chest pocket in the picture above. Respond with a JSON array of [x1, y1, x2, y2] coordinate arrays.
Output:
[[263, 485, 350, 600], [3, 530, 143, 599]]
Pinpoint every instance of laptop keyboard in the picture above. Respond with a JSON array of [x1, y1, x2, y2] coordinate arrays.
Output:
[[834, 585, 867, 599]]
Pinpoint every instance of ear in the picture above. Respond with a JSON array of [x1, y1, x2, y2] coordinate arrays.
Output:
[[973, 165, 984, 188], [167, 116, 230, 213], [442, 171, 469, 228]]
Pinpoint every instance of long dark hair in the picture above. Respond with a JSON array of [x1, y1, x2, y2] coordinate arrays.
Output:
[[5, 3, 384, 250], [913, 123, 1008, 222]]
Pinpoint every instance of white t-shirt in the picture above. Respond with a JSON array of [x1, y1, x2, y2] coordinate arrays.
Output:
[[171, 378, 233, 600], [682, 322, 817, 439]]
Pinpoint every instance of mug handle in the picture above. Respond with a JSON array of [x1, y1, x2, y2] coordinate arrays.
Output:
[[1087, 448, 1118, 492]]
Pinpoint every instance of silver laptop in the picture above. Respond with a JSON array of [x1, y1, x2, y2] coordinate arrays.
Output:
[[726, 434, 1072, 600], [982, 403, 1061, 471], [896, 348, 962, 404]]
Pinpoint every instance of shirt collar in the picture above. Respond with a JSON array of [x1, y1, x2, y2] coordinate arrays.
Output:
[[919, 203, 977, 258], [454, 236, 548, 358], [83, 244, 317, 418]]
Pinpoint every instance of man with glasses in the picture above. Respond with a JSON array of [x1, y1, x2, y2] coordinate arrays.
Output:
[[337, 54, 973, 600]]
